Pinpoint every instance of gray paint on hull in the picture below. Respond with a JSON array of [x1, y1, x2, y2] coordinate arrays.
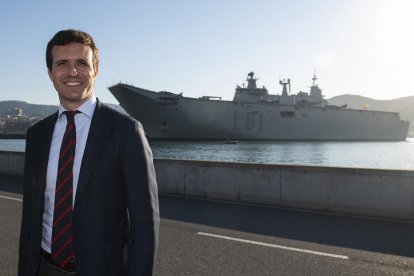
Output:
[[108, 84, 409, 141]]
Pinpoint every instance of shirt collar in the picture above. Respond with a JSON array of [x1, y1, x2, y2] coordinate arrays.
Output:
[[58, 95, 97, 118]]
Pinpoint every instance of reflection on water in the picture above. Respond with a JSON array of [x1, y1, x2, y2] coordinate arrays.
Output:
[[1, 138, 413, 170], [149, 139, 414, 170]]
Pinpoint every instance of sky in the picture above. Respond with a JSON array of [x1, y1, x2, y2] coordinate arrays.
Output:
[[0, 0, 413, 106]]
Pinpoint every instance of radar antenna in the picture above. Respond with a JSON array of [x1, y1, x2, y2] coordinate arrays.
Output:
[[246, 72, 258, 89], [279, 78, 291, 96]]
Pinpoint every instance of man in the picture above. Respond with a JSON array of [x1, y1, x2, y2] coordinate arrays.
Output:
[[18, 29, 159, 276]]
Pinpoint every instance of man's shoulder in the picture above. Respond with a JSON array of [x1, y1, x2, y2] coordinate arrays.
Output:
[[97, 101, 141, 127], [28, 112, 57, 132]]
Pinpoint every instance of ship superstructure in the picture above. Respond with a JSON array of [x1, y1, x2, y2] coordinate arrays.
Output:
[[108, 72, 409, 141], [233, 72, 325, 107]]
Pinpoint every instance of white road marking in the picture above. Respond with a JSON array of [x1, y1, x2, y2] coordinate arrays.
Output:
[[0, 195, 22, 202], [197, 232, 349, 260]]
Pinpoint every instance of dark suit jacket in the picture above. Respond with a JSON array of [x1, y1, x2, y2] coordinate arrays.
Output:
[[18, 100, 160, 276]]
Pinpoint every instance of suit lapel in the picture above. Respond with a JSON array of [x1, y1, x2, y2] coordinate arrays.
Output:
[[74, 100, 113, 208]]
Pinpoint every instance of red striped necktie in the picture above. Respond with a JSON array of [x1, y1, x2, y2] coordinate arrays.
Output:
[[51, 110, 78, 268]]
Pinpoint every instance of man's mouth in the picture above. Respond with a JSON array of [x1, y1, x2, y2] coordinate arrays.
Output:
[[65, 81, 82, 87]]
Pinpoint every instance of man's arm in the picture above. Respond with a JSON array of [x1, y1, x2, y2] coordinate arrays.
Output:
[[121, 121, 160, 275], [18, 128, 33, 276]]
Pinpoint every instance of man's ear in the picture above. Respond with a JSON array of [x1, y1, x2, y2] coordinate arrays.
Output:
[[47, 68, 53, 81], [94, 65, 99, 77]]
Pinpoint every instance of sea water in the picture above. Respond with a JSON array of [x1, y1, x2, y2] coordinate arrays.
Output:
[[149, 139, 414, 170]]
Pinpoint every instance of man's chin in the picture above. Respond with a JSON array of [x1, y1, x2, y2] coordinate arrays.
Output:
[[59, 93, 92, 105]]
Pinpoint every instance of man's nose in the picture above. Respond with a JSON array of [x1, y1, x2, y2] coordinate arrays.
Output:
[[69, 65, 78, 76]]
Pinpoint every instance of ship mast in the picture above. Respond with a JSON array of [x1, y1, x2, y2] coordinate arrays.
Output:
[[309, 70, 323, 98], [312, 69, 317, 87]]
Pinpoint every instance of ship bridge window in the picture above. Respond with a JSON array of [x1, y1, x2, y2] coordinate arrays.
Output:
[[280, 111, 295, 118]]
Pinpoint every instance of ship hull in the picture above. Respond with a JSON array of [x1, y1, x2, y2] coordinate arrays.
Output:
[[109, 84, 409, 141]]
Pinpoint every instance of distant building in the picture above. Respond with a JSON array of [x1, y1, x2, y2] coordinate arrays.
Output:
[[0, 108, 41, 134]]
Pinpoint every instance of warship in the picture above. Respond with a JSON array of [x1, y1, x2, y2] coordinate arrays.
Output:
[[108, 72, 409, 141]]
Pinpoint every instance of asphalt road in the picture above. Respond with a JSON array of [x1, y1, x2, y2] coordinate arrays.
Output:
[[1, 175, 414, 275]]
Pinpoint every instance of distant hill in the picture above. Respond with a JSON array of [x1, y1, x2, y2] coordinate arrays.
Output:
[[0, 100, 127, 117], [0, 101, 57, 117], [327, 95, 414, 135]]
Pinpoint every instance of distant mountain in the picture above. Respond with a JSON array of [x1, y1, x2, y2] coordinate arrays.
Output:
[[0, 101, 57, 117], [327, 95, 414, 135], [0, 100, 127, 117]]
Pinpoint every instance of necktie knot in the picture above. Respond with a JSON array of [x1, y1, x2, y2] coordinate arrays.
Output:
[[62, 110, 79, 123]]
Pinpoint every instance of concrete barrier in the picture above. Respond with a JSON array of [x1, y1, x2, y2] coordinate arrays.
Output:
[[0, 151, 25, 176], [156, 159, 414, 220], [1, 151, 414, 220]]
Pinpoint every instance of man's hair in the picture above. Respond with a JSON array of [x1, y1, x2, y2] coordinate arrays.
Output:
[[46, 29, 99, 71]]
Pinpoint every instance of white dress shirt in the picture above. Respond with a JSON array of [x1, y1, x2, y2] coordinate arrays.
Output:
[[41, 95, 97, 253]]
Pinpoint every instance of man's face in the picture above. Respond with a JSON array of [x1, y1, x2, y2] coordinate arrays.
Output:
[[48, 42, 98, 109]]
